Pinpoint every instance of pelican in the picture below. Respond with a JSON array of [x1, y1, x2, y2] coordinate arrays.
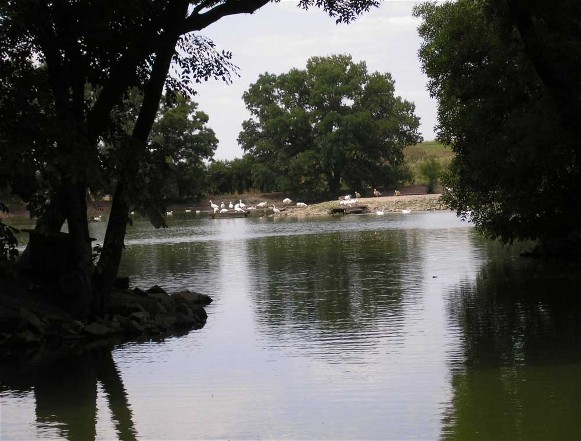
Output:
[[166, 211, 173, 216], [272, 205, 281, 214], [376, 209, 385, 215], [355, 192, 361, 198], [239, 199, 246, 209], [256, 201, 267, 208], [185, 209, 191, 213], [373, 188, 382, 197], [220, 202, 225, 209], [296, 202, 307, 208], [229, 201, 234, 209], [235, 206, 245, 213], [283, 197, 292, 204], [401, 209, 411, 214], [209, 200, 219, 211], [220, 208, 228, 213], [213, 207, 219, 213]]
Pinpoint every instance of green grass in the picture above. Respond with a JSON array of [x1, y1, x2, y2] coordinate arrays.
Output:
[[404, 140, 455, 163], [403, 141, 455, 188]]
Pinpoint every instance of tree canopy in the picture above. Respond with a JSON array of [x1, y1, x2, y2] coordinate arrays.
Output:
[[415, 0, 581, 251], [0, 0, 381, 316], [239, 54, 422, 196]]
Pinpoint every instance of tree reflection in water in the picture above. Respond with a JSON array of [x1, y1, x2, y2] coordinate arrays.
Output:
[[0, 343, 137, 441], [443, 249, 581, 441]]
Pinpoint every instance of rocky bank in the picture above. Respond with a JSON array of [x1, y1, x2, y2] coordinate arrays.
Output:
[[0, 279, 212, 354]]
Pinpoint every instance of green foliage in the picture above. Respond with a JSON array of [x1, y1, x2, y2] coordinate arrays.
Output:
[[206, 157, 254, 195], [418, 157, 443, 194], [239, 55, 422, 197], [0, 204, 20, 275], [415, 0, 581, 245], [403, 141, 451, 190]]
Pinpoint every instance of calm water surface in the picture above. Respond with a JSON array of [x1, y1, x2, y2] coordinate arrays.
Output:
[[1, 211, 580, 440]]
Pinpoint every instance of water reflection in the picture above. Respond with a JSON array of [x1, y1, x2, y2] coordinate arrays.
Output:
[[247, 229, 411, 358], [2, 213, 580, 439], [0, 344, 137, 440], [443, 243, 581, 441]]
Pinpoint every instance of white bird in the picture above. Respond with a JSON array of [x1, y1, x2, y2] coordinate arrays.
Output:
[[166, 211, 173, 216], [213, 207, 219, 213], [355, 192, 361, 198], [272, 205, 281, 214], [373, 188, 382, 197], [344, 195, 351, 200], [185, 209, 191, 213], [220, 202, 225, 209], [256, 201, 267, 208], [210, 200, 219, 210], [235, 206, 245, 213], [220, 208, 228, 213], [239, 199, 246, 209], [376, 209, 385, 215], [283, 197, 292, 204], [234, 202, 240, 210], [296, 202, 307, 208], [401, 209, 411, 214], [229, 201, 234, 209]]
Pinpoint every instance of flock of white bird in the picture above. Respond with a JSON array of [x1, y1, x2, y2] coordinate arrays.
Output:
[[162, 192, 412, 218], [206, 197, 308, 215]]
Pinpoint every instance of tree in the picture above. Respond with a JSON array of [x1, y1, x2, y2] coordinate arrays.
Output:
[[150, 94, 218, 201], [415, 0, 581, 252], [1, 0, 380, 317], [239, 54, 422, 196], [419, 157, 442, 194]]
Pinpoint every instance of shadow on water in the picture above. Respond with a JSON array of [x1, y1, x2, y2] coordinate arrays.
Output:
[[443, 241, 581, 441], [0, 344, 138, 441]]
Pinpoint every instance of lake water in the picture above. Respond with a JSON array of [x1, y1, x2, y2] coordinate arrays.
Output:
[[1, 211, 580, 440]]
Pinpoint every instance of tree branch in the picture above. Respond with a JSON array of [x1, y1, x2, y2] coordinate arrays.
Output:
[[183, 0, 272, 33]]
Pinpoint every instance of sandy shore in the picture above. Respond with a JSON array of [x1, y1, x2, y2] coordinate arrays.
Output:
[[277, 193, 447, 217]]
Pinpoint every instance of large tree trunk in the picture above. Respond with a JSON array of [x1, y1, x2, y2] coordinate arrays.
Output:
[[93, 30, 183, 314], [328, 170, 342, 195]]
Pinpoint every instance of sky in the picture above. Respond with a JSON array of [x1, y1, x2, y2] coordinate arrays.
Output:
[[190, 0, 438, 160]]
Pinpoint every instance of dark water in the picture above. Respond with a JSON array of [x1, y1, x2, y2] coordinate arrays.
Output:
[[1, 212, 580, 440]]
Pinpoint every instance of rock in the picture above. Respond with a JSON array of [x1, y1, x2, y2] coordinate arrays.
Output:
[[175, 313, 199, 328], [132, 287, 147, 296], [0, 308, 25, 333], [19, 308, 45, 334], [147, 292, 176, 311], [114, 276, 130, 290], [154, 314, 178, 330], [12, 330, 43, 345], [171, 290, 213, 306], [147, 285, 167, 295], [84, 322, 113, 337], [130, 311, 150, 323]]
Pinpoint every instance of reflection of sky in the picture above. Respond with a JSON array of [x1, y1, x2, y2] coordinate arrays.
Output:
[[3, 212, 492, 440], [110, 212, 481, 440]]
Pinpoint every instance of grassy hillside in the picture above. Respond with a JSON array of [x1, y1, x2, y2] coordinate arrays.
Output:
[[404, 140, 454, 163], [403, 141, 454, 191]]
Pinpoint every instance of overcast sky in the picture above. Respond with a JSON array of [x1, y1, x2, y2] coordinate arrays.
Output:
[[191, 0, 438, 160]]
